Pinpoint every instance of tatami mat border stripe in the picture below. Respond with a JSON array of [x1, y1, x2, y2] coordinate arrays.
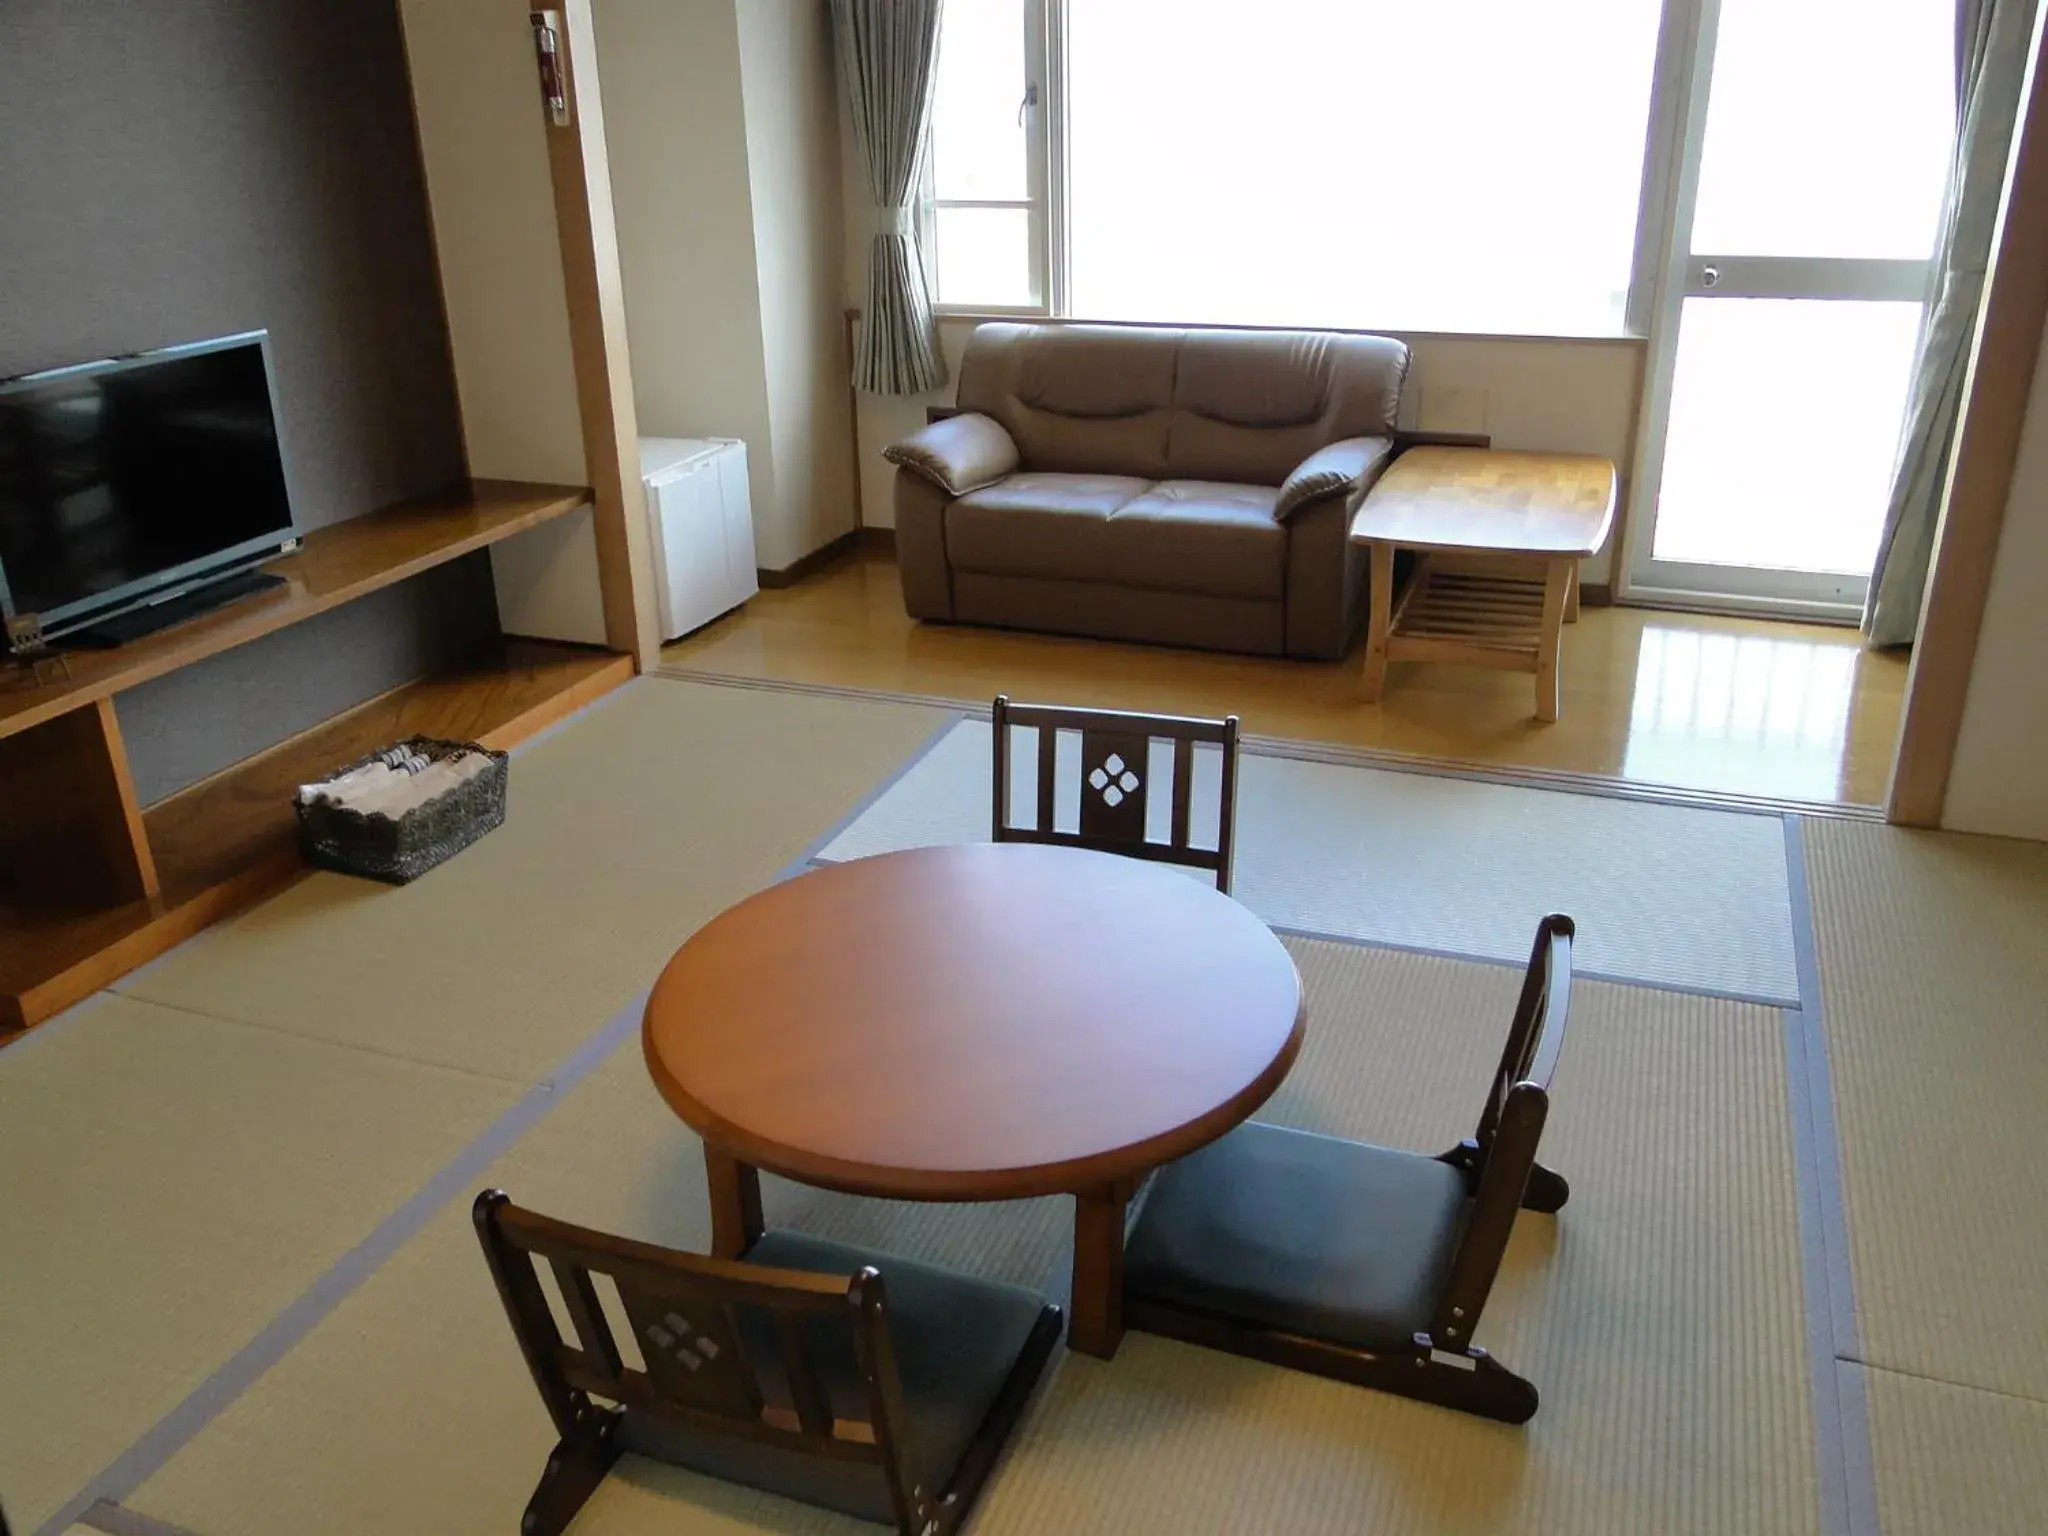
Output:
[[1780, 813, 1880, 1536], [1786, 1008, 1854, 1536], [33, 994, 649, 1536], [1233, 728, 1875, 820], [75, 1499, 203, 1536], [1261, 919, 1805, 1009], [656, 664, 1888, 822], [781, 890, 1799, 1010], [743, 695, 966, 885], [1783, 816, 1864, 1361], [1836, 1359, 1882, 1536]]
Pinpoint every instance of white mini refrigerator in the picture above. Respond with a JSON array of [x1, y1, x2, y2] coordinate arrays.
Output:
[[490, 437, 758, 647], [641, 437, 758, 641]]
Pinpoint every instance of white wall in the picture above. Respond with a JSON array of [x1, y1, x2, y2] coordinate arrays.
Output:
[[738, 0, 856, 567], [597, 0, 851, 573], [397, 0, 586, 484], [850, 317, 1645, 585], [1942, 308, 2048, 840], [599, 0, 773, 476]]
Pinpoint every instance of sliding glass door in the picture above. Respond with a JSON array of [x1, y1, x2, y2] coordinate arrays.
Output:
[[1626, 0, 1956, 617]]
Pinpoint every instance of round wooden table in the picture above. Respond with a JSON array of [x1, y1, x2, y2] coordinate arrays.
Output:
[[642, 842, 1305, 1357]]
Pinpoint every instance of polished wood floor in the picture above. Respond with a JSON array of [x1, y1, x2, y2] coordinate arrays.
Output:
[[664, 551, 1908, 807]]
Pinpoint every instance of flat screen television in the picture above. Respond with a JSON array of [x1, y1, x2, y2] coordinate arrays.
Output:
[[0, 330, 299, 651]]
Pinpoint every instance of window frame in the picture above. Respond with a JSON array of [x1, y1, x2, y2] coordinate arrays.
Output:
[[923, 0, 1699, 343], [919, 0, 1057, 316], [1618, 0, 1946, 620]]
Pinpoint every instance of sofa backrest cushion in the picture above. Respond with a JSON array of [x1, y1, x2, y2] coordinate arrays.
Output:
[[1170, 329, 1408, 484], [954, 322, 1409, 486], [957, 323, 1177, 477]]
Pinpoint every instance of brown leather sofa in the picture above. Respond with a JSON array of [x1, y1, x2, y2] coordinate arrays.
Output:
[[885, 322, 1410, 659]]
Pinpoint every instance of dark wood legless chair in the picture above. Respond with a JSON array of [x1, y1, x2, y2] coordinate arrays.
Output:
[[1123, 914, 1576, 1424], [990, 695, 1242, 891], [474, 1193, 1062, 1535]]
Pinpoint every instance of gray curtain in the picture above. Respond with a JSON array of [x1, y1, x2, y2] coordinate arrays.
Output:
[[1864, 0, 2035, 646], [832, 0, 948, 396]]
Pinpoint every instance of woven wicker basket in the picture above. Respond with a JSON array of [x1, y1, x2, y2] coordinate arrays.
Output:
[[296, 736, 508, 885]]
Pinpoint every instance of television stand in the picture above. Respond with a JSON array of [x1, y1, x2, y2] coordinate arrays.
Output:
[[66, 567, 288, 648], [0, 479, 636, 1038]]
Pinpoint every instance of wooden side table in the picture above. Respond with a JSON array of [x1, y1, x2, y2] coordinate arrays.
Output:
[[1349, 448, 1617, 722]]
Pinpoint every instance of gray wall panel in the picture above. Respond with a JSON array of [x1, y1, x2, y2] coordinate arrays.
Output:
[[0, 0, 466, 527], [116, 555, 499, 807], [1, 0, 489, 803]]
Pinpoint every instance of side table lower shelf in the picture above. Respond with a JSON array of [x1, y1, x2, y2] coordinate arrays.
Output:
[[1363, 555, 1577, 721]]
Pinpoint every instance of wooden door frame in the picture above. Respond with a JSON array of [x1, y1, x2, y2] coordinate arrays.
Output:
[[1888, 0, 2048, 826], [531, 0, 662, 669]]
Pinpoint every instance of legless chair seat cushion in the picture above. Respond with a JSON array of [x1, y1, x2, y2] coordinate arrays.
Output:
[[617, 1230, 1051, 1525], [1124, 1122, 1470, 1349], [1123, 916, 1572, 1425]]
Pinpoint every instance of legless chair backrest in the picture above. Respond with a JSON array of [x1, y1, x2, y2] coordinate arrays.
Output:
[[990, 695, 1242, 891], [1426, 914, 1574, 1354], [474, 1192, 934, 1535]]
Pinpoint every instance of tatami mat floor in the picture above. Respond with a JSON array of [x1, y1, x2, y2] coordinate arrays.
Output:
[[1863, 1368, 2048, 1536], [119, 945, 1816, 1536], [1800, 820, 2048, 1535], [113, 680, 954, 1085], [4, 675, 2046, 1536], [0, 680, 951, 1533], [970, 948, 1817, 1536], [817, 716, 1801, 1003], [0, 995, 520, 1526], [1803, 820, 2048, 1401]]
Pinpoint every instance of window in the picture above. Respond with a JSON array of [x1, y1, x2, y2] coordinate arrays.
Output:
[[926, 0, 1672, 336], [924, 0, 1046, 309]]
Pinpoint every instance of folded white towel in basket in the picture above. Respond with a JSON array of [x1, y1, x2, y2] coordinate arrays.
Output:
[[298, 750, 493, 819]]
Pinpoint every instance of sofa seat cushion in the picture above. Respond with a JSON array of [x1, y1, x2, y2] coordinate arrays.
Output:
[[946, 471, 1153, 583], [947, 475, 1286, 601], [1103, 480, 1287, 600], [1125, 1121, 1470, 1350]]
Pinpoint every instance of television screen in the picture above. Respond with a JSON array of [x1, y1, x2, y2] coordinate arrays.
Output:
[[0, 333, 296, 637]]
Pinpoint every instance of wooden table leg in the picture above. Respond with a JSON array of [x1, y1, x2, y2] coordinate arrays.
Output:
[[1069, 1181, 1131, 1358], [705, 1146, 763, 1259], [1360, 541, 1395, 703], [1535, 557, 1572, 724], [1564, 560, 1580, 622]]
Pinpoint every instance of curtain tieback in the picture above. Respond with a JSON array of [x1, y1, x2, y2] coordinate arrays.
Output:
[[870, 202, 917, 240]]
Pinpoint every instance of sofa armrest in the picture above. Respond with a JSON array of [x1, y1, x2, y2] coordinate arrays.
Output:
[[1274, 436, 1395, 522], [1283, 495, 1373, 659], [894, 470, 956, 620], [883, 412, 1020, 497]]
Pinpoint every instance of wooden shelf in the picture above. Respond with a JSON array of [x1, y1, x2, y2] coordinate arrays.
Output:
[[0, 641, 632, 1035], [0, 478, 589, 742], [0, 476, 630, 1038]]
